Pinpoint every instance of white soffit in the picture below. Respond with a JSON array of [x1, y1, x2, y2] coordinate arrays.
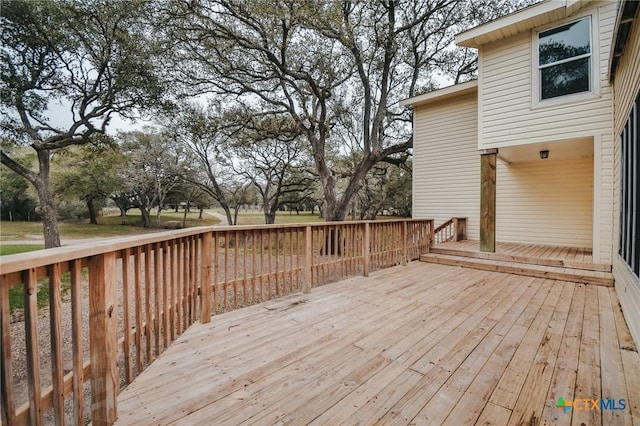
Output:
[[455, 0, 592, 49], [497, 137, 594, 164], [400, 80, 478, 108]]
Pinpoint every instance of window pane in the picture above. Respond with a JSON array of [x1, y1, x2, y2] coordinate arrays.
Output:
[[539, 18, 590, 65], [541, 57, 590, 99]]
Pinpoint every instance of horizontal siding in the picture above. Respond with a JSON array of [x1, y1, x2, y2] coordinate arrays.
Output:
[[612, 12, 640, 348], [496, 158, 593, 247], [614, 256, 640, 348], [613, 5, 640, 135], [597, 133, 614, 264], [412, 94, 480, 239], [479, 2, 615, 149]]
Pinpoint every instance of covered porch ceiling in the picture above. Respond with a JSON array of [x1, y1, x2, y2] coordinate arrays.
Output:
[[496, 137, 594, 164]]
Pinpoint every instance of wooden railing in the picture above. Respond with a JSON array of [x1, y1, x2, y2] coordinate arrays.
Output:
[[432, 217, 467, 245], [0, 219, 433, 425]]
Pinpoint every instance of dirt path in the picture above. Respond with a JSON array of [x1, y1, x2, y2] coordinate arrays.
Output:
[[205, 210, 229, 226]]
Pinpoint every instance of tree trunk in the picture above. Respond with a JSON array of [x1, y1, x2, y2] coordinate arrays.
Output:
[[36, 181, 61, 248], [198, 206, 204, 219], [182, 200, 190, 228], [141, 208, 152, 228], [120, 208, 127, 225], [33, 152, 61, 248], [87, 198, 99, 225], [156, 207, 162, 227], [223, 204, 234, 225], [263, 201, 277, 224], [264, 212, 276, 224], [324, 157, 374, 221], [232, 206, 240, 225]]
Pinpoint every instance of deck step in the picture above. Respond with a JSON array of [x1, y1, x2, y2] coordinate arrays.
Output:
[[430, 247, 611, 272], [420, 253, 614, 287]]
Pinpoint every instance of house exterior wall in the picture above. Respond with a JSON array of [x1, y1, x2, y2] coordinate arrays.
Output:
[[412, 93, 480, 239], [496, 158, 594, 247], [612, 9, 640, 347], [478, 2, 616, 148], [477, 1, 616, 263]]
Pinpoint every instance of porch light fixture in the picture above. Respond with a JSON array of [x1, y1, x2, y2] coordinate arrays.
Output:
[[539, 150, 549, 159]]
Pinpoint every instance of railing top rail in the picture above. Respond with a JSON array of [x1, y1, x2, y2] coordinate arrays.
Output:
[[433, 218, 454, 233], [0, 226, 215, 275], [0, 219, 434, 276]]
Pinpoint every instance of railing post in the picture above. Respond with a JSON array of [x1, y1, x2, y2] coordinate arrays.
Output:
[[363, 222, 371, 276], [303, 225, 312, 293], [89, 252, 118, 425], [427, 219, 436, 253], [1, 276, 15, 425], [402, 221, 408, 266], [200, 232, 212, 323]]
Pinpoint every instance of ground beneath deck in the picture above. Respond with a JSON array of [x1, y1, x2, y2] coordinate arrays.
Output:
[[115, 262, 640, 425]]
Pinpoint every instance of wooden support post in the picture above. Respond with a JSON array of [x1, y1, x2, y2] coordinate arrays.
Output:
[[303, 226, 312, 293], [480, 149, 497, 252], [89, 252, 118, 425], [200, 232, 212, 323], [363, 222, 371, 276], [454, 217, 467, 241]]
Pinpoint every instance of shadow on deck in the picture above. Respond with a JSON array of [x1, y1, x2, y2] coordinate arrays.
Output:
[[115, 262, 639, 425]]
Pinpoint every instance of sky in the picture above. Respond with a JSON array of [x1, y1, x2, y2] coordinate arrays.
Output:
[[45, 98, 153, 136]]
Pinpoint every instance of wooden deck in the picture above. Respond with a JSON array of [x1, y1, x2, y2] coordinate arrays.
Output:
[[114, 262, 640, 425]]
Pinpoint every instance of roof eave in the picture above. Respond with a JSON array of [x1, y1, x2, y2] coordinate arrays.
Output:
[[400, 80, 478, 108], [455, 0, 571, 49], [609, 0, 640, 80]]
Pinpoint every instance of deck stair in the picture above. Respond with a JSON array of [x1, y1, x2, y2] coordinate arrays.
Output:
[[420, 242, 614, 287]]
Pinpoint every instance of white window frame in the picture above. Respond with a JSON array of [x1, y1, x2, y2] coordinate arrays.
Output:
[[531, 12, 600, 108]]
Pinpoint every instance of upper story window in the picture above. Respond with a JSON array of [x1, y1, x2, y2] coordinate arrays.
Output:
[[538, 17, 592, 100]]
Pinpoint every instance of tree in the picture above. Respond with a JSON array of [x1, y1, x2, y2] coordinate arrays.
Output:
[[52, 139, 128, 224], [161, 0, 518, 221], [229, 113, 314, 224], [168, 103, 243, 225], [118, 131, 185, 228], [358, 162, 412, 219], [0, 0, 162, 247]]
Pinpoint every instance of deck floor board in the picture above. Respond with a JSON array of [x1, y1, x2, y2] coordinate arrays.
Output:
[[115, 262, 640, 425]]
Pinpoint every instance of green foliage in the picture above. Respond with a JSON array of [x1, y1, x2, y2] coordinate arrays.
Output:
[[56, 200, 90, 221], [53, 141, 128, 222], [1, 244, 46, 312], [0, 160, 38, 221], [358, 162, 412, 219], [8, 273, 72, 313]]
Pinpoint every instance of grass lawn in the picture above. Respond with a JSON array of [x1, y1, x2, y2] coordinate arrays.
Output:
[[0, 245, 49, 312], [228, 211, 326, 225], [227, 210, 405, 225], [0, 243, 44, 255], [0, 210, 220, 241]]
